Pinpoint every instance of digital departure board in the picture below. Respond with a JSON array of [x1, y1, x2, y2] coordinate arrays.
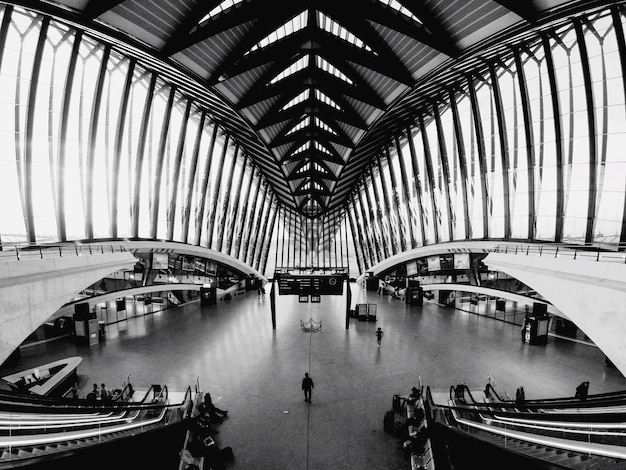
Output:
[[276, 273, 346, 295]]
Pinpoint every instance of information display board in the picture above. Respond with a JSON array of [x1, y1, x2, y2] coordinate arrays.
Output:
[[276, 273, 346, 295]]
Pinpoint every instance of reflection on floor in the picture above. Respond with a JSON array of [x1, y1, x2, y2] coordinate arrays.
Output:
[[3, 283, 626, 470]]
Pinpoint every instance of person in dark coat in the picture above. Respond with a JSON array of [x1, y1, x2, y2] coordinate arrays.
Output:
[[575, 381, 589, 400], [302, 372, 314, 403], [375, 327, 384, 346], [199, 392, 228, 423]]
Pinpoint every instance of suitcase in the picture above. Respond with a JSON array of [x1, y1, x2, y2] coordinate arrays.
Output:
[[383, 410, 395, 434]]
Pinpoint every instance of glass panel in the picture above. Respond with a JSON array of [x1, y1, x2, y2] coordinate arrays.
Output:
[[411, 129, 435, 244], [551, 24, 589, 242], [173, 107, 201, 242], [439, 103, 466, 240], [424, 115, 450, 241], [458, 91, 485, 238], [499, 60, 529, 238], [523, 44, 558, 241], [587, 13, 626, 244], [475, 77, 506, 238]]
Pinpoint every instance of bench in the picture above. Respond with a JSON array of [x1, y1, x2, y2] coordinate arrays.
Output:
[[178, 393, 205, 470]]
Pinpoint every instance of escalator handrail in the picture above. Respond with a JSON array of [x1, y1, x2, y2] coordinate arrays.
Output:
[[485, 382, 626, 406], [447, 384, 626, 413], [485, 383, 505, 402], [111, 381, 134, 402], [0, 386, 189, 414], [428, 397, 626, 423], [444, 405, 626, 462], [2, 387, 196, 435]]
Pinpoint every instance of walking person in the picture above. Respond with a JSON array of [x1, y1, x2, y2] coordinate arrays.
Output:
[[302, 372, 314, 403], [375, 327, 384, 346]]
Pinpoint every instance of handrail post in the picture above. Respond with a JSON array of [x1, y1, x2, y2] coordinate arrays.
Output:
[[39, 247, 43, 259], [555, 246, 558, 258], [89, 245, 92, 255], [574, 249, 577, 260], [59, 246, 62, 257], [75, 245, 78, 256], [15, 245, 19, 261]]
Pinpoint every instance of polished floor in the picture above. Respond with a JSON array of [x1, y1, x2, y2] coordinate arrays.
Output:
[[3, 284, 626, 470]]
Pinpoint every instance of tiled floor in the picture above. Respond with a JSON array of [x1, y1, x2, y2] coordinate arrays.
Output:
[[4, 283, 626, 469]]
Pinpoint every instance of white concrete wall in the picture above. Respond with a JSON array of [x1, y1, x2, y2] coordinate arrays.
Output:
[[0, 252, 136, 364], [484, 252, 626, 377]]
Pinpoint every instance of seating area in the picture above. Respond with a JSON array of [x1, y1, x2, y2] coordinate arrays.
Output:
[[384, 384, 435, 470], [179, 390, 233, 470]]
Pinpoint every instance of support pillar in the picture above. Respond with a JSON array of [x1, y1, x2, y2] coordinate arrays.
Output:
[[270, 279, 276, 330], [346, 281, 351, 330]]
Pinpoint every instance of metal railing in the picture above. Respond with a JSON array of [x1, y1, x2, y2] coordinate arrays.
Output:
[[494, 243, 626, 263], [0, 243, 128, 261]]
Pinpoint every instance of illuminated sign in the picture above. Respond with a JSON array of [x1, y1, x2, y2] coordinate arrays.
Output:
[[276, 274, 346, 295]]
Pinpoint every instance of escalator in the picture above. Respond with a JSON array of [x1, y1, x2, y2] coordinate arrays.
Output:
[[0, 383, 195, 468], [425, 385, 626, 469]]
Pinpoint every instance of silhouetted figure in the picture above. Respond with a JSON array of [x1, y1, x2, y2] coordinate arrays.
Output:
[[575, 381, 589, 400], [100, 383, 110, 402], [515, 386, 525, 409], [407, 387, 421, 406], [302, 372, 314, 403], [199, 392, 228, 423], [88, 383, 100, 401], [375, 327, 384, 346]]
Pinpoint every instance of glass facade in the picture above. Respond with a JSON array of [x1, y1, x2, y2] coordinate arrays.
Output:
[[0, 6, 280, 275], [1, 4, 626, 278], [348, 5, 626, 271]]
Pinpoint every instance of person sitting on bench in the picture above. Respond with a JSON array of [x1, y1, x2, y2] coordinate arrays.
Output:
[[199, 392, 228, 423]]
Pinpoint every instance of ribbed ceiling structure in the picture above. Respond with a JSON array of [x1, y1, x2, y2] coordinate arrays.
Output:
[[16, 0, 589, 218]]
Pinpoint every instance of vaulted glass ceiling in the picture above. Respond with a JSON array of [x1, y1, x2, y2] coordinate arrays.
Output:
[[17, 0, 582, 221], [1, 0, 616, 276]]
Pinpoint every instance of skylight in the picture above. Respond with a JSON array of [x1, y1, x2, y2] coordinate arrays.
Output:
[[282, 89, 311, 111], [290, 142, 311, 157], [317, 12, 375, 53], [313, 162, 328, 173], [378, 0, 422, 24], [270, 56, 309, 84], [314, 141, 333, 156], [315, 89, 342, 110], [314, 117, 338, 135], [199, 0, 244, 23], [285, 116, 311, 136], [315, 56, 353, 84], [247, 11, 308, 54]]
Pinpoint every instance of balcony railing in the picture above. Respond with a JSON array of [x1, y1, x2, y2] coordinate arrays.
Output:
[[494, 243, 626, 263], [0, 243, 128, 261]]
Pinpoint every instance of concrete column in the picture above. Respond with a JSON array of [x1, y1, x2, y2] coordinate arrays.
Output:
[[484, 252, 626, 377], [0, 251, 136, 365]]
